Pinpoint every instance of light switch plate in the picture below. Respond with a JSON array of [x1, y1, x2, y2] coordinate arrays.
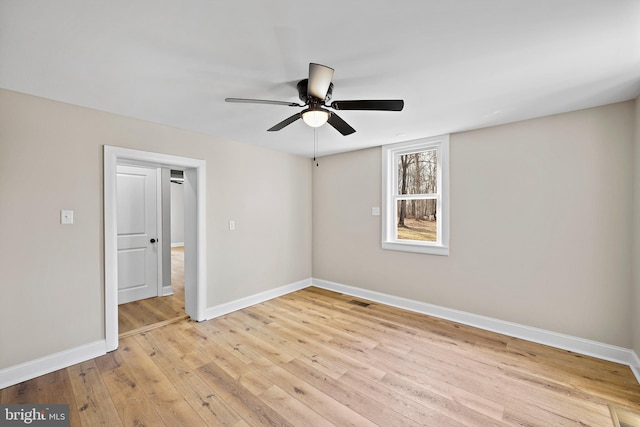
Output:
[[61, 210, 74, 225]]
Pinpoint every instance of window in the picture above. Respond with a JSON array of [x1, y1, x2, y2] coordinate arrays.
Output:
[[382, 135, 449, 255]]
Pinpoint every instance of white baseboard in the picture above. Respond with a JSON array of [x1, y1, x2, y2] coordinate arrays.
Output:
[[0, 340, 106, 389], [204, 278, 311, 320], [162, 285, 174, 296], [312, 278, 640, 384], [631, 351, 640, 383], [171, 242, 184, 248]]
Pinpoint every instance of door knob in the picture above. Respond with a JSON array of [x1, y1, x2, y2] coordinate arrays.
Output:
[[150, 238, 157, 243]]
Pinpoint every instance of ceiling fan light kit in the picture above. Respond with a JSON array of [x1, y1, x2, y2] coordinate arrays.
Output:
[[301, 108, 330, 128], [226, 63, 404, 136]]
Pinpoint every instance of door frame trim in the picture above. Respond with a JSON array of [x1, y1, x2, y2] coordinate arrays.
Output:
[[104, 146, 207, 352]]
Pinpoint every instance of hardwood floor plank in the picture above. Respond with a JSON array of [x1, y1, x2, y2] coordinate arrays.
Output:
[[0, 369, 82, 427], [264, 296, 380, 349], [379, 371, 510, 427], [3, 286, 639, 426], [117, 336, 207, 426], [243, 304, 386, 381], [243, 306, 350, 380], [135, 331, 243, 426], [193, 318, 265, 364], [260, 300, 387, 381], [155, 320, 276, 400], [214, 315, 297, 365], [281, 357, 424, 427], [257, 362, 379, 427], [94, 351, 165, 426], [373, 337, 613, 426], [197, 361, 294, 426], [151, 386, 209, 427], [338, 369, 468, 427], [402, 335, 626, 424], [263, 322, 350, 380], [505, 338, 640, 401], [67, 360, 123, 427], [254, 312, 347, 376], [116, 336, 175, 394], [259, 385, 334, 427]]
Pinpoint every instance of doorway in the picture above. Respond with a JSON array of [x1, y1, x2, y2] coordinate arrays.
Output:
[[117, 168, 188, 336], [104, 146, 207, 352]]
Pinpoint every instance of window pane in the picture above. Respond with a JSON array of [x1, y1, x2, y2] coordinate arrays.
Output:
[[396, 199, 437, 242], [397, 150, 438, 195]]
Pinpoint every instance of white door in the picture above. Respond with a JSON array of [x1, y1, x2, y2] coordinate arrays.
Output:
[[117, 165, 159, 304]]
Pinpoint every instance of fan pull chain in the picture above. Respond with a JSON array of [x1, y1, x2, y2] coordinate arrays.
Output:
[[313, 127, 319, 167]]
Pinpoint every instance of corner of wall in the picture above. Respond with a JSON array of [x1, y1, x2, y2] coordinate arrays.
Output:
[[633, 94, 640, 357]]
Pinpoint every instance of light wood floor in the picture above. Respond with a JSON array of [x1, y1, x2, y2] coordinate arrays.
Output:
[[2, 286, 640, 426], [118, 246, 186, 337]]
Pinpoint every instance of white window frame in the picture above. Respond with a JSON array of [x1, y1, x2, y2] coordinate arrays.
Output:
[[381, 135, 449, 255]]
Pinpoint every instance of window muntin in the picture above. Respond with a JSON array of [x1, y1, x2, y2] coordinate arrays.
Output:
[[382, 135, 449, 255]]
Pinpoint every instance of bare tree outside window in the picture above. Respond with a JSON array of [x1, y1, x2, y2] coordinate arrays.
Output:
[[396, 150, 438, 242], [382, 135, 449, 255]]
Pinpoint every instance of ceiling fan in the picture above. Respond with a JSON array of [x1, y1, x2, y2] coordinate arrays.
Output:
[[225, 63, 404, 136]]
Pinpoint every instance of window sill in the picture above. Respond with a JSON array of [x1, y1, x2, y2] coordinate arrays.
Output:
[[382, 241, 449, 256]]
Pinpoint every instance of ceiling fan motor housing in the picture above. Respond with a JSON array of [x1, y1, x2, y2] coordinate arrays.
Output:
[[297, 79, 333, 103]]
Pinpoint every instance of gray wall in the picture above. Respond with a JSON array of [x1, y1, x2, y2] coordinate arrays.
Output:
[[0, 89, 312, 369], [313, 101, 635, 348], [170, 180, 185, 245]]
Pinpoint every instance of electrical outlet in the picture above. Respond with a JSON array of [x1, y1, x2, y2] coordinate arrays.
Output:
[[371, 207, 380, 216], [61, 210, 74, 225], [229, 220, 235, 231]]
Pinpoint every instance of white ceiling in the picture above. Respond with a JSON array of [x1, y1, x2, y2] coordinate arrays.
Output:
[[1, 1, 639, 157]]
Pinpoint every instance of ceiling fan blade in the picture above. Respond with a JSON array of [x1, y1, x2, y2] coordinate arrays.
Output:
[[327, 112, 356, 136], [267, 113, 302, 131], [329, 99, 404, 111], [225, 97, 303, 107], [308, 63, 334, 100]]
